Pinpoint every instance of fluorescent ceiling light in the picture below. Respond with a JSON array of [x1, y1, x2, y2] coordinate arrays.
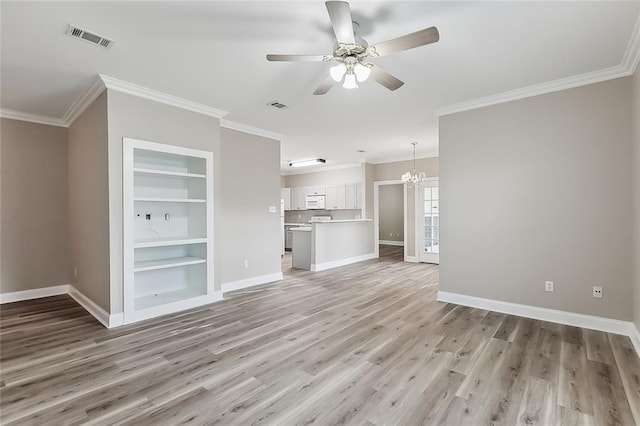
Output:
[[289, 158, 326, 168]]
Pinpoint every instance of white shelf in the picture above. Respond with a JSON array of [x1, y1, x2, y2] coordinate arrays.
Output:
[[135, 288, 204, 311], [134, 237, 207, 248], [134, 197, 206, 203], [134, 168, 206, 179], [134, 256, 206, 272]]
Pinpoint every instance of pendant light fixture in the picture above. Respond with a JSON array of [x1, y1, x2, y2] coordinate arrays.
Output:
[[401, 142, 426, 188]]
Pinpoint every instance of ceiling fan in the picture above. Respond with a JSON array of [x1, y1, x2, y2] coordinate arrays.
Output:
[[266, 1, 439, 95]]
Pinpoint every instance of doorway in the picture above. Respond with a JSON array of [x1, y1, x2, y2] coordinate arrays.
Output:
[[374, 180, 407, 260], [418, 178, 439, 264]]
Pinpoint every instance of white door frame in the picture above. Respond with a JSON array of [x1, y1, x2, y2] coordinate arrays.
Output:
[[417, 177, 439, 264], [374, 180, 408, 260]]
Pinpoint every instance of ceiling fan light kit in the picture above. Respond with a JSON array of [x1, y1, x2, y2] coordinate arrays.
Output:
[[267, 1, 439, 95]]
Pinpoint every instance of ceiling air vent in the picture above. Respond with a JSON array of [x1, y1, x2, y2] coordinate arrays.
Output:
[[267, 101, 288, 110], [66, 25, 114, 49]]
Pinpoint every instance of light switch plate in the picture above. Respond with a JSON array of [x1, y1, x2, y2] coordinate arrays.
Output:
[[268, 206, 277, 213]]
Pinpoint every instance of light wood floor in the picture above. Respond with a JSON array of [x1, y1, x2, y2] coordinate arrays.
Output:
[[1, 245, 639, 425]]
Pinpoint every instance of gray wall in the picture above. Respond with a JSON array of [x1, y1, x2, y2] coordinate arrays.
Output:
[[1, 118, 70, 293], [379, 184, 404, 242], [220, 128, 281, 284], [633, 66, 640, 330], [68, 91, 111, 310], [440, 77, 633, 321], [106, 90, 221, 313]]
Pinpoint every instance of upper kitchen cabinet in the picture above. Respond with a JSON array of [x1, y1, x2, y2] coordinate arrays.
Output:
[[345, 183, 362, 210], [325, 184, 346, 210], [307, 186, 325, 196], [291, 187, 307, 210], [281, 187, 291, 211]]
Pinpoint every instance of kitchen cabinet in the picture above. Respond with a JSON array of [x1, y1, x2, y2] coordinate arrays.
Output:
[[281, 188, 291, 211], [345, 182, 362, 209], [307, 186, 325, 195], [325, 184, 346, 210], [291, 187, 307, 210]]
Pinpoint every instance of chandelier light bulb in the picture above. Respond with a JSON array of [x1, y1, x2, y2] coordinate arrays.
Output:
[[329, 63, 347, 82], [353, 63, 371, 82], [343, 73, 358, 89]]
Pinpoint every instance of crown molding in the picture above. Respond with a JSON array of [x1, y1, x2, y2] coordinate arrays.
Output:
[[623, 12, 640, 73], [281, 161, 363, 176], [0, 109, 66, 127], [220, 118, 282, 141], [99, 74, 228, 119], [61, 76, 106, 126], [436, 14, 640, 117], [435, 64, 630, 117], [367, 151, 439, 165]]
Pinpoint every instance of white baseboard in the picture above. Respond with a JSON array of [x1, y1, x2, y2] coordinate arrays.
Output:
[[221, 272, 283, 293], [404, 256, 418, 263], [311, 253, 377, 272], [379, 240, 404, 247], [438, 291, 638, 339], [0, 284, 70, 304], [68, 285, 113, 328]]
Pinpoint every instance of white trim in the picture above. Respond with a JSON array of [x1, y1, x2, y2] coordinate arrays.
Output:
[[311, 253, 376, 272], [0, 284, 69, 304], [220, 119, 282, 141], [435, 65, 630, 116], [404, 256, 418, 263], [123, 293, 223, 325], [221, 272, 283, 293], [630, 323, 640, 357], [437, 291, 637, 339], [0, 109, 66, 127], [62, 76, 106, 126], [68, 285, 112, 328], [379, 240, 404, 246], [622, 14, 640, 74], [100, 74, 228, 118], [281, 162, 363, 176], [367, 152, 439, 165]]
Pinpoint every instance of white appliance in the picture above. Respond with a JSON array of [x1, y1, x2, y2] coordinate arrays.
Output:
[[280, 199, 285, 255], [306, 195, 326, 210]]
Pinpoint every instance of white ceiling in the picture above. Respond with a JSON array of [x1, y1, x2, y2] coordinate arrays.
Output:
[[2, 1, 639, 170]]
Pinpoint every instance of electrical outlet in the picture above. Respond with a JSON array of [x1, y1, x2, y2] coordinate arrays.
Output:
[[243, 260, 249, 268], [593, 286, 603, 299], [145, 213, 151, 220], [545, 281, 554, 292], [390, 233, 393, 237], [74, 267, 78, 277]]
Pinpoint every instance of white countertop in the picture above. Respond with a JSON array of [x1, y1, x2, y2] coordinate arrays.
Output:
[[313, 219, 372, 223]]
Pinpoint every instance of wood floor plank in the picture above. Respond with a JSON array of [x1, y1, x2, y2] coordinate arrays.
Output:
[[608, 333, 640, 424], [1, 246, 638, 425]]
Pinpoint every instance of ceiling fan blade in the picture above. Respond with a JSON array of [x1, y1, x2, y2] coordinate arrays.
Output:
[[266, 54, 329, 62], [369, 27, 439, 57], [370, 65, 404, 91], [313, 76, 336, 95], [325, 1, 355, 45]]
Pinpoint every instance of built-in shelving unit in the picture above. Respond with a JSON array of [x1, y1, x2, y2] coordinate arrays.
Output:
[[123, 138, 217, 324]]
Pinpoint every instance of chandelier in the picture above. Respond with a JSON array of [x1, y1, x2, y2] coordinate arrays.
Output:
[[401, 142, 426, 188]]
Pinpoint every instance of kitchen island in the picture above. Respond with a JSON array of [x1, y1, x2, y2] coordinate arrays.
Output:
[[291, 219, 375, 271]]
